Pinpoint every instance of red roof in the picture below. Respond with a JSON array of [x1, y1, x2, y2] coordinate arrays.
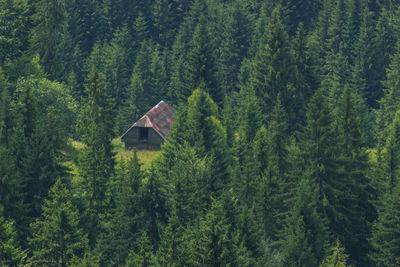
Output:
[[122, 101, 176, 140]]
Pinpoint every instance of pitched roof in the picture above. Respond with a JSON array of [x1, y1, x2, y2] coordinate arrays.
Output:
[[122, 101, 176, 140]]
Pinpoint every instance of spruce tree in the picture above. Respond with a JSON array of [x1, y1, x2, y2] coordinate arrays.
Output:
[[156, 204, 185, 266], [29, 179, 89, 266], [187, 198, 247, 266], [168, 143, 210, 225], [249, 7, 294, 123], [125, 231, 155, 267], [232, 86, 262, 207], [96, 152, 143, 266], [377, 40, 400, 145], [77, 65, 115, 246], [370, 8, 397, 106], [180, 16, 221, 105], [259, 96, 290, 242], [335, 86, 374, 265], [320, 240, 350, 267], [30, 0, 68, 79], [0, 215, 26, 266], [0, 0, 30, 65], [280, 177, 330, 267], [382, 110, 400, 195], [370, 182, 400, 266], [298, 89, 342, 236], [183, 89, 230, 194], [292, 23, 317, 128]]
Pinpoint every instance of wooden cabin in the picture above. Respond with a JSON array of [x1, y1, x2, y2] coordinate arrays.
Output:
[[121, 101, 176, 150]]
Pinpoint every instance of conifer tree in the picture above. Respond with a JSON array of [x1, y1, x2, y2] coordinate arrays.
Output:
[[377, 40, 400, 144], [180, 16, 221, 105], [0, 0, 30, 65], [78, 65, 115, 246], [29, 179, 89, 266], [352, 6, 376, 108], [370, 7, 397, 105], [183, 89, 230, 194], [152, 0, 175, 47], [156, 204, 185, 266], [138, 170, 168, 245], [96, 152, 143, 266], [126, 231, 155, 267], [298, 89, 342, 234], [258, 96, 290, 242], [320, 240, 350, 267], [335, 86, 374, 265], [325, 0, 350, 57], [187, 199, 247, 266], [0, 215, 26, 266], [218, 1, 252, 94], [370, 182, 400, 266], [382, 110, 400, 195], [249, 7, 294, 123], [30, 0, 68, 79], [280, 177, 330, 267], [308, 0, 334, 69], [232, 86, 262, 207], [292, 23, 317, 128], [169, 143, 209, 225]]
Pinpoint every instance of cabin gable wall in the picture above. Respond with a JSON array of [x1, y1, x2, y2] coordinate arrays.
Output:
[[122, 127, 164, 150]]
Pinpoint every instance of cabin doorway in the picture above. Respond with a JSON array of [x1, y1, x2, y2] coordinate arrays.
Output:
[[139, 127, 149, 141]]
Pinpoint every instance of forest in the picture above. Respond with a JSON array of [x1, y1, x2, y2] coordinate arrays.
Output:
[[2, 0, 400, 266]]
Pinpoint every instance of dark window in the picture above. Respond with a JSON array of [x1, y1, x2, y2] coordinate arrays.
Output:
[[139, 127, 148, 140]]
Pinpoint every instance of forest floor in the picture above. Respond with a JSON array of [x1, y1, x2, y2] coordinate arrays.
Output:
[[64, 138, 161, 178]]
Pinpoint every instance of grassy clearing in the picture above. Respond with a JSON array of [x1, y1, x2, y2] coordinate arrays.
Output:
[[64, 138, 161, 174], [112, 137, 161, 169]]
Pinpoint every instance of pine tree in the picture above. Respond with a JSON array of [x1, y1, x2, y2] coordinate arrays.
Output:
[[320, 240, 350, 267], [30, 0, 68, 79], [29, 179, 89, 266], [249, 7, 294, 123], [126, 231, 155, 267], [0, 215, 26, 266], [218, 1, 252, 94], [377, 40, 400, 145], [187, 198, 247, 266], [352, 6, 377, 108], [258, 96, 290, 242], [370, 8, 398, 106], [77, 65, 115, 246], [308, 0, 335, 70], [298, 89, 342, 235], [0, 0, 30, 65], [280, 177, 330, 267], [138, 170, 168, 246], [232, 86, 262, 207], [96, 152, 143, 266], [180, 16, 221, 105], [152, 0, 175, 47], [370, 183, 400, 266], [382, 110, 400, 195], [335, 86, 374, 265], [292, 23, 317, 128], [156, 204, 185, 266], [168, 143, 209, 225], [183, 88, 230, 195]]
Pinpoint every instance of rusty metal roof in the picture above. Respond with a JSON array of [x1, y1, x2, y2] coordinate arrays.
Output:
[[122, 101, 176, 140]]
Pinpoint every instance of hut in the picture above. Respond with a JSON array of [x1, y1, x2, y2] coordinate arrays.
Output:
[[121, 101, 176, 150]]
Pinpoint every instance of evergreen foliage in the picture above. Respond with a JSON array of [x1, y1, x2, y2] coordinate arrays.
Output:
[[1, 0, 400, 265], [29, 179, 88, 266]]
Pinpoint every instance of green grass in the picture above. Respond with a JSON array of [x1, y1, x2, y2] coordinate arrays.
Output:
[[64, 138, 161, 176], [112, 137, 161, 169]]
